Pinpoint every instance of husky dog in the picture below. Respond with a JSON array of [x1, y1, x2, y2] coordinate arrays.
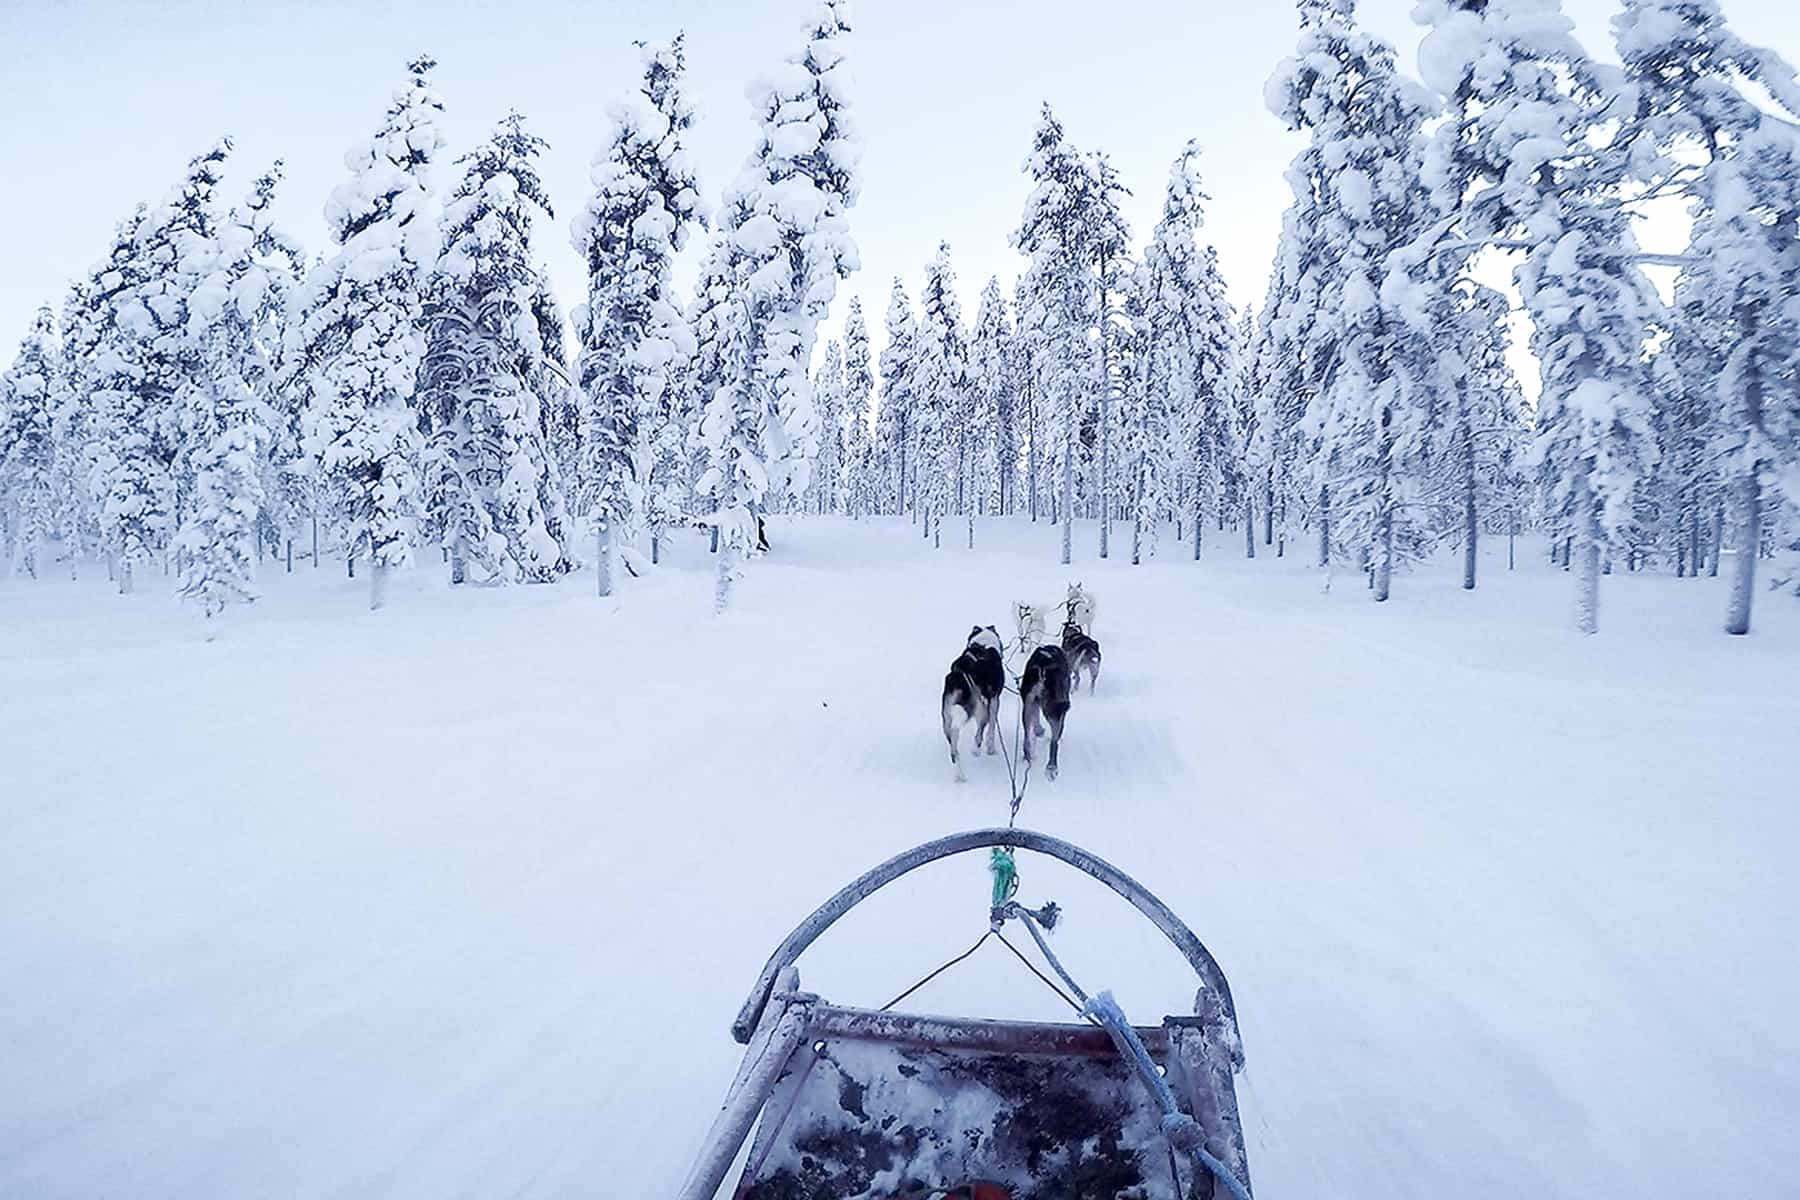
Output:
[[942, 626, 1006, 781], [1064, 581, 1097, 633], [1013, 601, 1050, 656], [1020, 643, 1073, 781], [1061, 620, 1102, 695]]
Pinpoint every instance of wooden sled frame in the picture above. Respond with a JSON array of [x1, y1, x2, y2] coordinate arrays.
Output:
[[678, 828, 1252, 1200]]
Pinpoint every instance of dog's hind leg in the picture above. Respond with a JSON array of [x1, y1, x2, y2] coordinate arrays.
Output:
[[983, 696, 1001, 755], [1045, 711, 1065, 781], [943, 698, 967, 782]]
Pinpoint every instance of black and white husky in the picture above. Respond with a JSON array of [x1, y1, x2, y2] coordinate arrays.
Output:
[[1060, 620, 1102, 695], [942, 625, 1006, 781], [1020, 643, 1073, 781]]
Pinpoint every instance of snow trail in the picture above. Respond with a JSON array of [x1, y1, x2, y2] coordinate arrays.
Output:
[[2, 516, 1796, 1198]]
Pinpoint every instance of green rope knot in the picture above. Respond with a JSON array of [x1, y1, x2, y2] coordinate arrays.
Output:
[[990, 847, 1019, 911]]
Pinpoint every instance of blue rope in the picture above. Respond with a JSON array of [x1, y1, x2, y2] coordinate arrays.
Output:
[[1085, 991, 1253, 1200], [999, 904, 1252, 1200]]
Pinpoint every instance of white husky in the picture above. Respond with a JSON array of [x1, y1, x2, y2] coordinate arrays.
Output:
[[1013, 600, 1050, 657], [1064, 581, 1097, 633]]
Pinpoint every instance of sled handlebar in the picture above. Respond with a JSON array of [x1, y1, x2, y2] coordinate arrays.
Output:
[[731, 828, 1238, 1043]]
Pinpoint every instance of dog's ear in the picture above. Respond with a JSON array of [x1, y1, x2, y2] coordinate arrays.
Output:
[[969, 625, 982, 640]]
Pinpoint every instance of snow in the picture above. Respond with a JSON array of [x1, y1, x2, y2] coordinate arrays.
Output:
[[1, 516, 1796, 1199]]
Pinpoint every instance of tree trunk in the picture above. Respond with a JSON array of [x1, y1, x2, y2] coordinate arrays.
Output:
[[1060, 425, 1074, 566], [596, 522, 614, 597], [451, 553, 466, 586], [1098, 332, 1111, 561], [1263, 472, 1274, 546], [1574, 488, 1599, 635], [1725, 472, 1759, 635], [1375, 510, 1394, 602], [369, 560, 388, 611], [347, 553, 355, 579], [714, 542, 737, 613], [311, 514, 319, 570], [285, 539, 293, 574], [1462, 442, 1478, 591], [1708, 504, 1724, 577], [710, 524, 720, 554], [1317, 484, 1330, 569], [118, 560, 133, 595], [967, 514, 974, 551], [1244, 498, 1255, 559]]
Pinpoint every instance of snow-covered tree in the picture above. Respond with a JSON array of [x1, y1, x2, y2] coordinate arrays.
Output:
[[1087, 151, 1133, 555], [914, 243, 967, 547], [1133, 142, 1239, 563], [172, 166, 298, 616], [1413, 0, 1661, 631], [1442, 281, 1528, 589], [810, 339, 845, 513], [1014, 104, 1100, 564], [1615, 0, 1800, 633], [970, 278, 1017, 518], [697, 0, 861, 611], [875, 278, 917, 517], [1232, 306, 1260, 555], [1013, 274, 1048, 522], [99, 145, 232, 593], [0, 308, 64, 578], [423, 112, 576, 587], [291, 57, 445, 610], [841, 297, 875, 517], [1272, 0, 1442, 600], [69, 206, 153, 589], [50, 283, 105, 576], [573, 37, 704, 594]]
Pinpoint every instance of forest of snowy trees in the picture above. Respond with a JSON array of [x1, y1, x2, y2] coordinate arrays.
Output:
[[2, 0, 1798, 634]]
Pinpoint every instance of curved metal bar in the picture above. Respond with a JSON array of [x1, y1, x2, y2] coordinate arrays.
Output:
[[732, 828, 1237, 1043]]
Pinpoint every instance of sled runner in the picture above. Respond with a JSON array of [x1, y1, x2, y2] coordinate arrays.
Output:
[[677, 829, 1252, 1200]]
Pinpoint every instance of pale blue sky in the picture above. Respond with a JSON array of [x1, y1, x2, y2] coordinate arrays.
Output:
[[2, 0, 1797, 368]]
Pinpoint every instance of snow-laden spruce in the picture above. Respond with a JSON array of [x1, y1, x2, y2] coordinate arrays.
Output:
[[1013, 105, 1101, 565], [1271, 0, 1443, 600], [173, 166, 297, 616], [1614, 0, 1800, 634], [0, 308, 65, 579], [840, 297, 875, 518], [1087, 151, 1134, 559], [291, 58, 445, 610], [874, 278, 917, 518], [100, 146, 233, 594], [1411, 0, 1661, 633], [423, 112, 576, 587], [809, 339, 845, 514], [697, 0, 861, 611], [969, 278, 1017, 519], [574, 36, 704, 595], [1129, 142, 1239, 565], [913, 243, 966, 548]]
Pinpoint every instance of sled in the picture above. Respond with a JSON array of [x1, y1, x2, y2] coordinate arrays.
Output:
[[677, 829, 1252, 1200]]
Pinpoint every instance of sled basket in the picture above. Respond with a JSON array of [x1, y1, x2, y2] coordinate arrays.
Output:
[[676, 829, 1252, 1200]]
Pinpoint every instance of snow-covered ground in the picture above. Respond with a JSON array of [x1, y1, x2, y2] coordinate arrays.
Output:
[[3, 517, 1797, 1199]]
